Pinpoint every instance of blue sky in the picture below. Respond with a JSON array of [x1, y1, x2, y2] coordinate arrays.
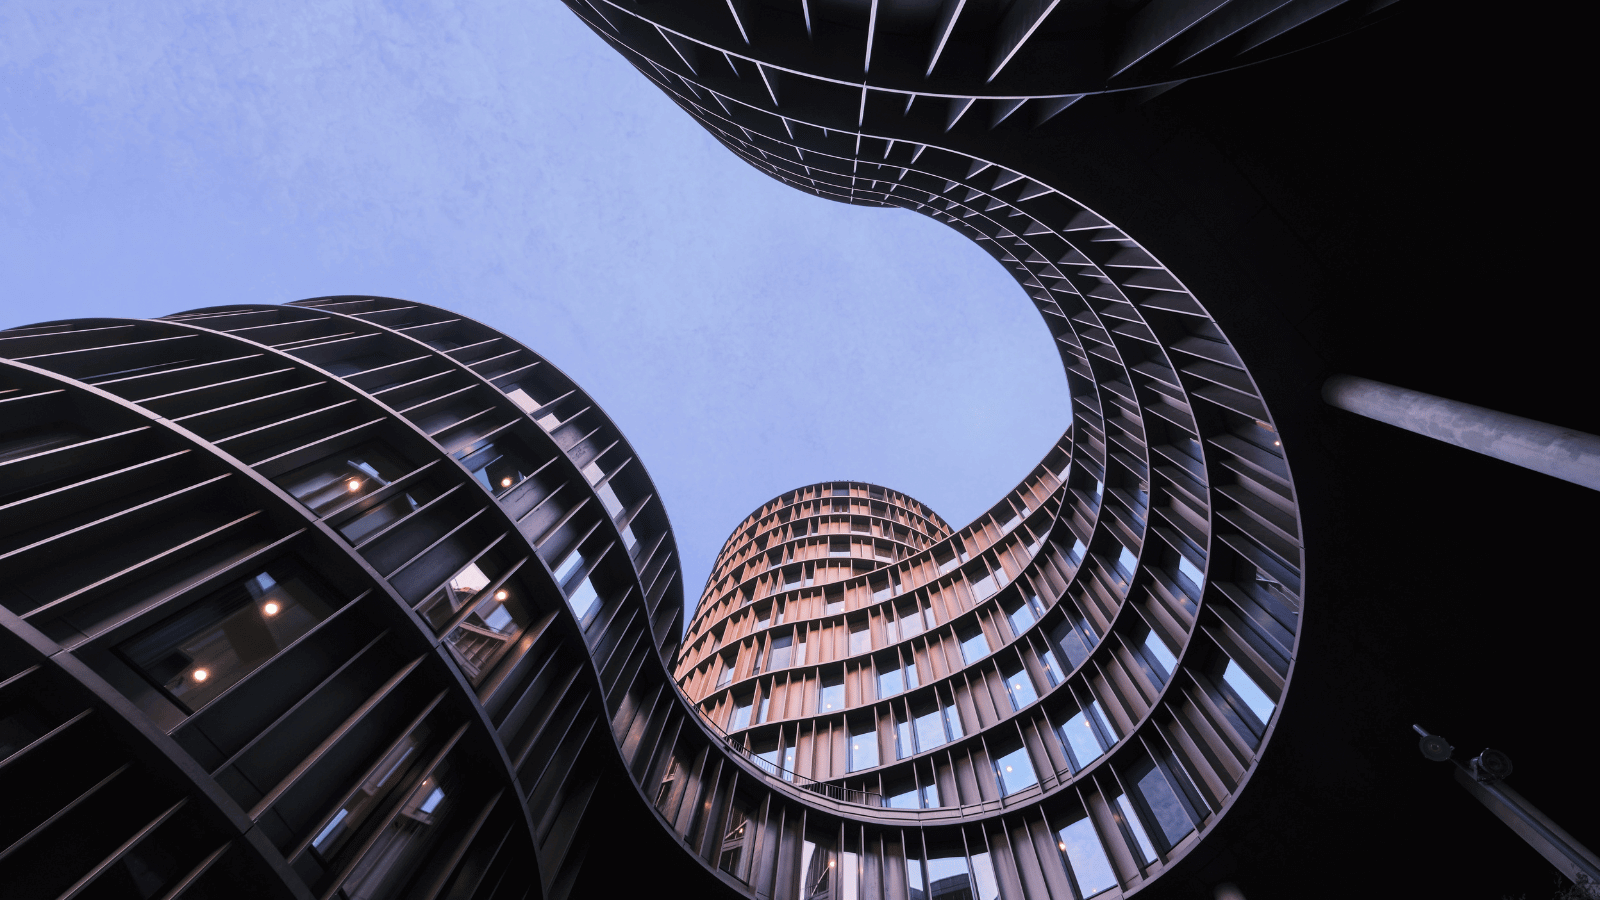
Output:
[[0, 1, 1068, 620]]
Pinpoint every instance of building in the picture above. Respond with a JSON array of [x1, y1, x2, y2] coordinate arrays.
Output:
[[1, 3, 1594, 899], [557, 0, 1597, 897]]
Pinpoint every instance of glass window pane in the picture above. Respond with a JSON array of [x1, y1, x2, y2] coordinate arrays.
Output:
[[849, 620, 870, 655], [914, 706, 945, 752], [277, 442, 409, 516], [1224, 659, 1276, 724], [879, 666, 904, 698], [959, 628, 990, 666], [1058, 816, 1118, 897], [729, 694, 753, 731], [848, 720, 878, 772], [567, 577, 600, 622], [1177, 555, 1204, 590], [1136, 763, 1196, 848], [1002, 663, 1038, 711], [799, 838, 834, 900], [769, 633, 793, 670], [907, 856, 926, 900], [971, 852, 1001, 900], [1040, 648, 1065, 686], [1143, 629, 1177, 681], [942, 703, 964, 740], [905, 660, 919, 689], [889, 784, 919, 809], [896, 718, 916, 759], [1059, 710, 1104, 771], [819, 673, 845, 713], [993, 744, 1038, 796], [926, 855, 971, 900], [920, 781, 940, 808], [1117, 792, 1159, 865], [118, 562, 334, 715]]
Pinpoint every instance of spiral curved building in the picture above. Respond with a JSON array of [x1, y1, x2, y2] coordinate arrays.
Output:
[[3, 3, 1596, 899]]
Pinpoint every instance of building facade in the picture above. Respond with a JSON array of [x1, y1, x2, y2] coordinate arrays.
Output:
[[1, 283, 1298, 900], [3, 3, 1594, 899]]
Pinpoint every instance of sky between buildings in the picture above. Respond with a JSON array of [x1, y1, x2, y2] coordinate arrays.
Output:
[[0, 1, 1069, 628]]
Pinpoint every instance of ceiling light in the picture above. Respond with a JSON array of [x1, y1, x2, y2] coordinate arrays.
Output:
[[501, 476, 513, 487], [347, 478, 362, 491], [192, 668, 210, 683], [495, 589, 508, 601], [262, 601, 281, 616]]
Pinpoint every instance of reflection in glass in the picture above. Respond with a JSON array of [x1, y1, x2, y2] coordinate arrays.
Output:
[[798, 836, 835, 900], [970, 852, 1001, 900], [421, 564, 530, 683], [1058, 709, 1106, 772], [311, 724, 436, 865], [338, 756, 455, 899], [926, 854, 971, 900], [277, 443, 409, 516], [959, 628, 990, 666], [819, 673, 844, 713], [993, 744, 1038, 796], [1135, 760, 1196, 849], [719, 798, 752, 882], [906, 854, 926, 900], [1040, 648, 1065, 686], [118, 562, 334, 715], [1058, 815, 1118, 898], [1116, 792, 1160, 865], [457, 436, 539, 496], [768, 632, 793, 670], [1002, 663, 1038, 711], [848, 719, 878, 772], [878, 665, 904, 698], [1223, 659, 1276, 725]]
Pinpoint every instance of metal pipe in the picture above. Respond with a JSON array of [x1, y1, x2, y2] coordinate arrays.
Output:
[[1323, 375, 1600, 491]]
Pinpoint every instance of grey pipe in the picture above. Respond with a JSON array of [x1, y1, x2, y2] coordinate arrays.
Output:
[[1323, 375, 1600, 491]]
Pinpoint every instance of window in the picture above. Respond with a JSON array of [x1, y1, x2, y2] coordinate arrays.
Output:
[[1001, 661, 1038, 711], [799, 836, 835, 900], [1116, 792, 1160, 865], [1039, 648, 1065, 686], [718, 797, 753, 882], [1067, 538, 1087, 565], [818, 672, 844, 713], [1223, 658, 1277, 729], [457, 436, 539, 496], [430, 565, 532, 683], [716, 656, 735, 688], [849, 619, 870, 655], [1177, 554, 1205, 592], [117, 561, 335, 715], [277, 442, 409, 516], [896, 599, 923, 637], [896, 715, 916, 759], [943, 702, 964, 739], [993, 743, 1038, 796], [1115, 544, 1138, 587], [1005, 592, 1045, 635], [1051, 611, 1098, 668], [825, 590, 844, 615], [1136, 626, 1177, 685], [925, 855, 972, 900], [878, 664, 904, 698], [921, 780, 940, 809], [1128, 755, 1199, 851], [970, 566, 998, 599], [905, 659, 919, 689], [887, 780, 919, 809], [830, 536, 851, 557], [958, 625, 990, 666], [768, 632, 793, 670], [970, 852, 1002, 900], [848, 718, 878, 772], [1057, 707, 1108, 772], [1057, 812, 1117, 898], [756, 696, 771, 724], [553, 548, 601, 622], [728, 693, 753, 731], [912, 701, 947, 753]]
